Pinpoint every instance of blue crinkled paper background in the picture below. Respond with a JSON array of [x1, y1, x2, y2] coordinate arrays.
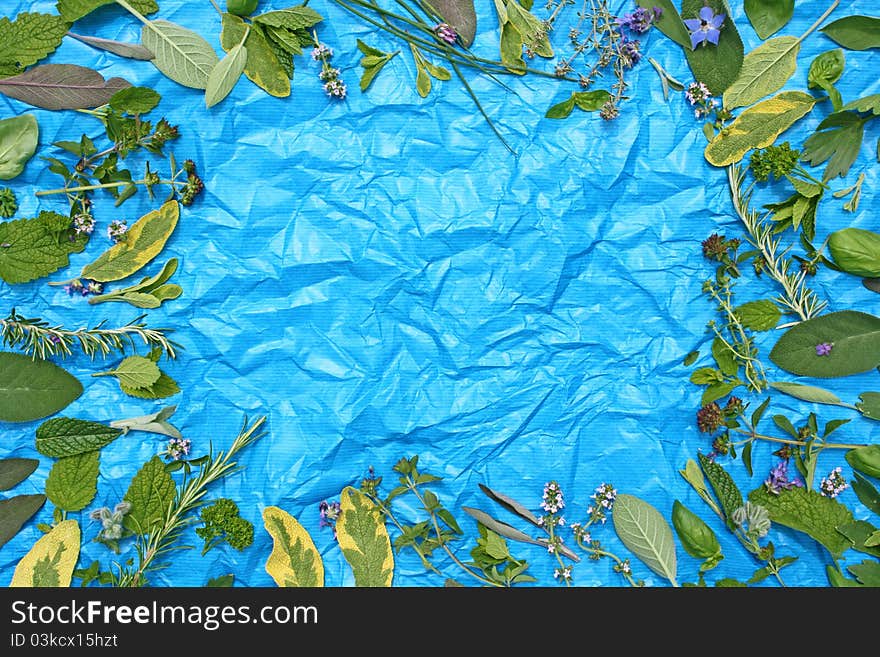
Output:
[[1, 0, 878, 587]]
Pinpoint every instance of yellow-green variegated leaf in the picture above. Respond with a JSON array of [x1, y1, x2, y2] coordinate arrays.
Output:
[[80, 200, 179, 282], [10, 519, 80, 587], [336, 486, 393, 587], [220, 14, 290, 98], [263, 506, 324, 587], [705, 91, 817, 167]]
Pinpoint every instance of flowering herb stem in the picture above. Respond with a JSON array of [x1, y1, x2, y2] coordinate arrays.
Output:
[[573, 534, 638, 586], [731, 427, 865, 451], [366, 494, 442, 576]]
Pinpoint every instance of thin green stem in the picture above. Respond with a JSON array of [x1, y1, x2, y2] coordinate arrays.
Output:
[[797, 0, 840, 44], [732, 426, 866, 450], [36, 179, 180, 196], [369, 494, 441, 575]]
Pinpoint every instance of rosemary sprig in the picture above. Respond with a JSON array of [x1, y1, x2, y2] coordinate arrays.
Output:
[[0, 309, 180, 360], [112, 416, 267, 587], [727, 164, 827, 323]]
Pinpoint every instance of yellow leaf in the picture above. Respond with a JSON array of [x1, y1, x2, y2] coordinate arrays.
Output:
[[11, 519, 80, 587], [263, 506, 324, 587], [705, 91, 817, 167], [336, 486, 394, 587], [80, 200, 179, 282]]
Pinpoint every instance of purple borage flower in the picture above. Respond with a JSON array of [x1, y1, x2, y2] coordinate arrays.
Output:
[[684, 6, 725, 49]]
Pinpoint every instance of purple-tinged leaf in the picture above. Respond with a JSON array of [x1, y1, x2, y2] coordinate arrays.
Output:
[[68, 32, 154, 60], [0, 64, 131, 110]]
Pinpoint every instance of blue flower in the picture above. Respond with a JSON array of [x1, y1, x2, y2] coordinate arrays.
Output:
[[684, 6, 725, 49]]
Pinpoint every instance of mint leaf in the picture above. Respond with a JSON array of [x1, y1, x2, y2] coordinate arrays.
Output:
[[123, 455, 175, 535], [36, 418, 122, 458], [45, 451, 99, 512], [119, 372, 180, 399], [0, 13, 70, 78], [57, 0, 158, 23], [253, 7, 323, 31], [94, 355, 161, 390], [733, 299, 781, 331], [0, 212, 88, 284]]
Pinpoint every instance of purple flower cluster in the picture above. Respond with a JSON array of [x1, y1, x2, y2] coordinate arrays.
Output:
[[73, 213, 95, 236], [587, 482, 616, 524], [313, 42, 347, 100], [165, 437, 192, 461], [616, 6, 662, 34], [107, 219, 128, 243], [319, 500, 341, 533], [815, 342, 833, 356], [819, 467, 848, 498], [764, 460, 803, 495], [433, 22, 458, 45], [63, 279, 103, 297]]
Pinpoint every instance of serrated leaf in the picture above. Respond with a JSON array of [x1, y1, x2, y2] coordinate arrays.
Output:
[[690, 367, 722, 385], [699, 453, 742, 527], [849, 560, 880, 586], [712, 338, 738, 376], [109, 86, 160, 114], [68, 32, 154, 60], [11, 519, 79, 587], [801, 112, 867, 181], [123, 455, 175, 535], [0, 458, 38, 491], [0, 494, 46, 549], [336, 486, 394, 587], [840, 94, 880, 115], [821, 15, 880, 51], [705, 91, 817, 166], [96, 355, 161, 390], [206, 42, 247, 108], [681, 0, 744, 95], [0, 211, 89, 284], [221, 14, 289, 98], [837, 520, 880, 558], [749, 485, 853, 559], [0, 353, 82, 423], [0, 64, 131, 110], [80, 200, 178, 282], [613, 494, 678, 585], [0, 13, 70, 77], [744, 0, 794, 40], [827, 228, 880, 278], [769, 381, 845, 406], [723, 36, 800, 110], [733, 299, 781, 331], [770, 311, 880, 378], [263, 506, 324, 587], [253, 7, 323, 31], [45, 451, 99, 512], [0, 115, 39, 180], [636, 0, 691, 49], [35, 417, 121, 457], [856, 392, 880, 421], [119, 372, 180, 399], [847, 445, 880, 478], [58, 0, 158, 23], [141, 19, 219, 90]]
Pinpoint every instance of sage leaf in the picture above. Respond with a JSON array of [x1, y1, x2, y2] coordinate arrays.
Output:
[[681, 0, 744, 95], [80, 200, 179, 282], [0, 115, 39, 180], [89, 258, 181, 307], [636, 0, 691, 49], [221, 13, 289, 98], [263, 506, 324, 587], [0, 64, 131, 110], [108, 86, 160, 114], [770, 311, 880, 378], [847, 445, 880, 479], [705, 92, 817, 166], [140, 19, 219, 90], [94, 355, 161, 390], [0, 458, 39, 491], [461, 507, 540, 546], [733, 299, 780, 331], [206, 42, 247, 108], [769, 381, 845, 406], [801, 111, 868, 181], [505, 0, 552, 58], [849, 560, 880, 586], [478, 483, 542, 527], [699, 452, 742, 528], [58, 0, 158, 23], [0, 353, 82, 423], [11, 519, 80, 587], [109, 405, 182, 439], [851, 473, 880, 516], [0, 13, 70, 77], [68, 32, 155, 60], [749, 485, 854, 559], [0, 494, 46, 549], [123, 455, 175, 534], [36, 418, 122, 458], [744, 0, 794, 40], [821, 15, 880, 51], [612, 493, 678, 586], [672, 500, 722, 568], [723, 36, 800, 110], [336, 486, 394, 587], [0, 211, 89, 284], [429, 0, 477, 47], [827, 228, 880, 277], [857, 392, 880, 421], [45, 451, 99, 512]]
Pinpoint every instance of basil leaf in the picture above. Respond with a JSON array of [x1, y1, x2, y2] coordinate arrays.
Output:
[[35, 418, 121, 457], [0, 115, 39, 180]]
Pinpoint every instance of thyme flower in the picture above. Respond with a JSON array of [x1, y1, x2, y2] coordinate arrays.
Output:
[[764, 460, 802, 495], [107, 219, 128, 242], [819, 467, 847, 498]]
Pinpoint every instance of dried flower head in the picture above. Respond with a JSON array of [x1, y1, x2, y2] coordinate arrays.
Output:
[[696, 402, 724, 433]]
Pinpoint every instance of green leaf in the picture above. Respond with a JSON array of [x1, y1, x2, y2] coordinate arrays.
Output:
[[482, 529, 511, 560], [109, 86, 160, 114], [770, 311, 880, 378], [221, 14, 289, 98], [714, 577, 747, 587], [712, 338, 738, 376], [751, 397, 771, 427], [478, 483, 542, 527], [705, 91, 817, 166], [612, 494, 678, 586], [857, 392, 880, 421], [357, 40, 397, 92], [572, 90, 611, 111], [0, 458, 38, 491], [690, 367, 722, 385], [847, 445, 880, 479], [505, 0, 552, 58], [263, 506, 323, 587], [733, 299, 781, 331], [545, 95, 575, 119], [769, 381, 845, 406], [123, 455, 176, 535], [801, 112, 867, 181], [0, 211, 88, 283], [699, 453, 742, 527], [80, 200, 179, 282], [636, 0, 691, 49], [681, 0, 744, 95], [462, 507, 542, 546], [45, 451, 99, 512], [808, 49, 845, 89], [744, 0, 794, 40], [89, 258, 181, 307], [723, 36, 800, 110], [672, 500, 722, 565], [0, 353, 82, 423], [827, 228, 880, 278], [742, 440, 754, 477], [821, 15, 880, 51], [58, 0, 158, 23], [95, 355, 161, 390], [119, 373, 180, 399], [827, 564, 863, 587], [683, 351, 699, 366], [35, 417, 121, 458], [499, 22, 525, 74], [252, 7, 323, 31], [415, 62, 431, 97], [840, 94, 880, 115], [429, 0, 477, 47], [772, 414, 798, 438], [207, 574, 234, 587], [205, 42, 247, 108], [0, 494, 46, 549], [10, 519, 79, 587], [749, 485, 854, 559], [336, 486, 394, 586], [0, 115, 39, 180], [837, 520, 880, 557], [701, 381, 740, 405], [852, 472, 880, 517], [0, 64, 131, 110], [67, 32, 155, 61], [849, 560, 880, 586], [141, 19, 219, 90], [0, 13, 70, 78]]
